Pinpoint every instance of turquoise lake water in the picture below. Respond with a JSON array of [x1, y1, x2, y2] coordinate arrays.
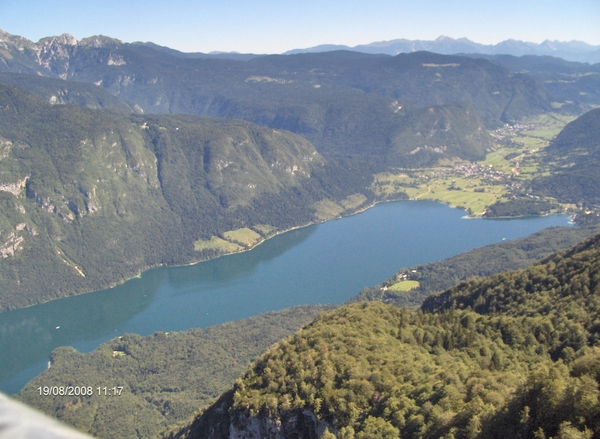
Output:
[[0, 200, 572, 394]]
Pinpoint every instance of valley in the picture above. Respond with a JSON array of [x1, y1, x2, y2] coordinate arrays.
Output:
[[8, 202, 576, 438], [0, 26, 599, 439], [372, 113, 577, 216]]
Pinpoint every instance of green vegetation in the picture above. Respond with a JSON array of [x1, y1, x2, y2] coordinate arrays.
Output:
[[372, 169, 506, 216], [372, 112, 578, 217], [312, 195, 371, 221], [388, 280, 419, 291], [339, 194, 368, 211], [313, 199, 346, 221], [0, 35, 555, 166], [193, 237, 242, 253], [2, 31, 600, 439], [0, 39, 585, 311], [483, 198, 558, 218], [0, 84, 378, 311], [222, 228, 262, 248], [0, 72, 137, 112], [251, 224, 277, 237], [355, 224, 599, 309], [472, 54, 600, 111], [530, 108, 600, 207], [178, 233, 600, 439], [16, 305, 332, 439]]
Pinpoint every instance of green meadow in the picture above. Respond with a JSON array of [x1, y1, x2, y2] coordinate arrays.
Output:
[[388, 280, 420, 291], [222, 228, 263, 247], [371, 113, 575, 216], [193, 236, 243, 253]]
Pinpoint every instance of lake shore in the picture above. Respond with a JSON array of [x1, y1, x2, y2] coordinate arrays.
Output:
[[0, 193, 568, 314], [0, 201, 573, 395]]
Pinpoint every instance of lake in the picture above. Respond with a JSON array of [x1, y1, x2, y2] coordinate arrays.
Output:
[[0, 200, 572, 394]]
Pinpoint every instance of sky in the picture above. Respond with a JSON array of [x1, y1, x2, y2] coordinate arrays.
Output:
[[0, 0, 599, 54]]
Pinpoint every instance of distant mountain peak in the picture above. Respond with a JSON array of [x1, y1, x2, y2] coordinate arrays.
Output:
[[38, 33, 77, 46], [80, 35, 123, 48], [286, 36, 600, 63]]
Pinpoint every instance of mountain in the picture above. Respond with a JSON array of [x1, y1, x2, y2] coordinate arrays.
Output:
[[0, 83, 376, 310], [286, 36, 600, 64], [0, 29, 589, 310], [176, 233, 600, 439], [2, 30, 564, 309], [530, 107, 600, 206], [461, 54, 600, 110], [0, 29, 554, 133], [130, 41, 260, 61], [0, 72, 139, 111]]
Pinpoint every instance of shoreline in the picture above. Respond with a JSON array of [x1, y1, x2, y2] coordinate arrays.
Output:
[[0, 198, 378, 313], [0, 196, 570, 314]]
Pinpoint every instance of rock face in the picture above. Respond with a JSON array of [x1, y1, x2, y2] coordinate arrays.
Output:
[[0, 31, 124, 78], [177, 389, 336, 439], [228, 410, 332, 439]]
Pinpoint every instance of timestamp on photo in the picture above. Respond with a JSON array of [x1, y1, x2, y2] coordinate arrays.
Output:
[[37, 386, 124, 396]]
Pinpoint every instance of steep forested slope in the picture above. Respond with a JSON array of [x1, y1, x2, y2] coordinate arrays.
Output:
[[0, 30, 558, 166], [177, 233, 600, 439], [531, 108, 600, 205], [355, 224, 599, 309], [466, 54, 600, 110], [0, 84, 372, 310], [0, 72, 138, 111]]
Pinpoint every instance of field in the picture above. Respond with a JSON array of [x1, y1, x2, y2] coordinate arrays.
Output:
[[222, 228, 263, 247], [373, 169, 507, 215], [389, 280, 420, 292], [193, 236, 243, 253], [194, 227, 265, 256], [371, 113, 576, 216], [313, 199, 345, 221], [339, 194, 368, 210], [313, 193, 369, 221], [252, 224, 278, 237]]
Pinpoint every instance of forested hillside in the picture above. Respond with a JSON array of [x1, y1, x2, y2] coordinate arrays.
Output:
[[0, 37, 543, 310], [16, 306, 331, 439], [0, 72, 139, 112], [466, 54, 600, 111], [531, 107, 600, 206], [0, 84, 373, 310], [355, 223, 599, 308], [0, 30, 559, 166], [175, 233, 600, 439]]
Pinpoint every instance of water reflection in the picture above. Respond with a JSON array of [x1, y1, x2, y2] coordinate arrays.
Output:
[[0, 224, 316, 386], [0, 273, 157, 382], [165, 226, 316, 291], [0, 201, 571, 394]]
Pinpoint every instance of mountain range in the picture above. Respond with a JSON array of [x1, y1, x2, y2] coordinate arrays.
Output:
[[285, 35, 600, 64], [0, 27, 599, 308], [2, 27, 600, 439], [0, 28, 570, 308]]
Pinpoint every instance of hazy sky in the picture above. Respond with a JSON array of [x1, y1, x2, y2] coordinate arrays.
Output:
[[1, 0, 599, 53]]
